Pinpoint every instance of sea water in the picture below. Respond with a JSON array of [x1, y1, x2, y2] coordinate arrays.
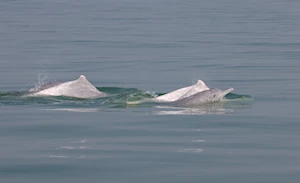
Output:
[[1, 0, 300, 182]]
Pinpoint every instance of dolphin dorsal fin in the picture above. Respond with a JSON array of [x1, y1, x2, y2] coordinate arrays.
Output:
[[78, 75, 87, 81], [196, 80, 208, 87]]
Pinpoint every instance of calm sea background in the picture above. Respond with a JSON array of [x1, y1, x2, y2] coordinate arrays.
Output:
[[1, 0, 300, 182]]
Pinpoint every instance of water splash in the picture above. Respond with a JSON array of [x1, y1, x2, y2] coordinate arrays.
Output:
[[35, 71, 49, 89]]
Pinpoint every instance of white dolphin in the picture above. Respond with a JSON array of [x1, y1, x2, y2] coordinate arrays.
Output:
[[127, 80, 233, 106], [155, 80, 210, 102], [27, 75, 106, 99]]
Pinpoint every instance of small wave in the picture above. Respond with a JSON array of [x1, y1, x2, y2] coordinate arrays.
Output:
[[49, 155, 68, 159], [43, 108, 99, 113], [192, 140, 206, 142], [60, 146, 75, 150], [178, 148, 203, 153], [71, 139, 87, 144], [80, 139, 87, 143], [75, 156, 86, 159], [59, 145, 88, 150]]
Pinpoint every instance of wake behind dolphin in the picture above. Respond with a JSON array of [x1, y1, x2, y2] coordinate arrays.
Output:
[[26, 75, 106, 99]]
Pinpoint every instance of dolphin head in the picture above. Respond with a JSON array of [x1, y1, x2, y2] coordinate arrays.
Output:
[[189, 87, 234, 104], [209, 88, 234, 102]]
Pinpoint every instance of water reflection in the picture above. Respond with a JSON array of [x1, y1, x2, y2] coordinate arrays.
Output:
[[153, 103, 232, 115], [42, 100, 252, 115], [153, 101, 252, 115]]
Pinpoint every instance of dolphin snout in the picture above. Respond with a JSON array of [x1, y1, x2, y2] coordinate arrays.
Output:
[[220, 88, 234, 99]]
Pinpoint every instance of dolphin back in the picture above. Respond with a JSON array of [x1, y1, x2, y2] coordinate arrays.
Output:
[[27, 75, 106, 99], [155, 80, 209, 102], [170, 90, 214, 107]]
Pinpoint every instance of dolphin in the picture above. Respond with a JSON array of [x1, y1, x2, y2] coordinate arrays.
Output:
[[155, 80, 209, 102], [126, 80, 232, 105], [169, 88, 234, 107], [27, 75, 106, 99]]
